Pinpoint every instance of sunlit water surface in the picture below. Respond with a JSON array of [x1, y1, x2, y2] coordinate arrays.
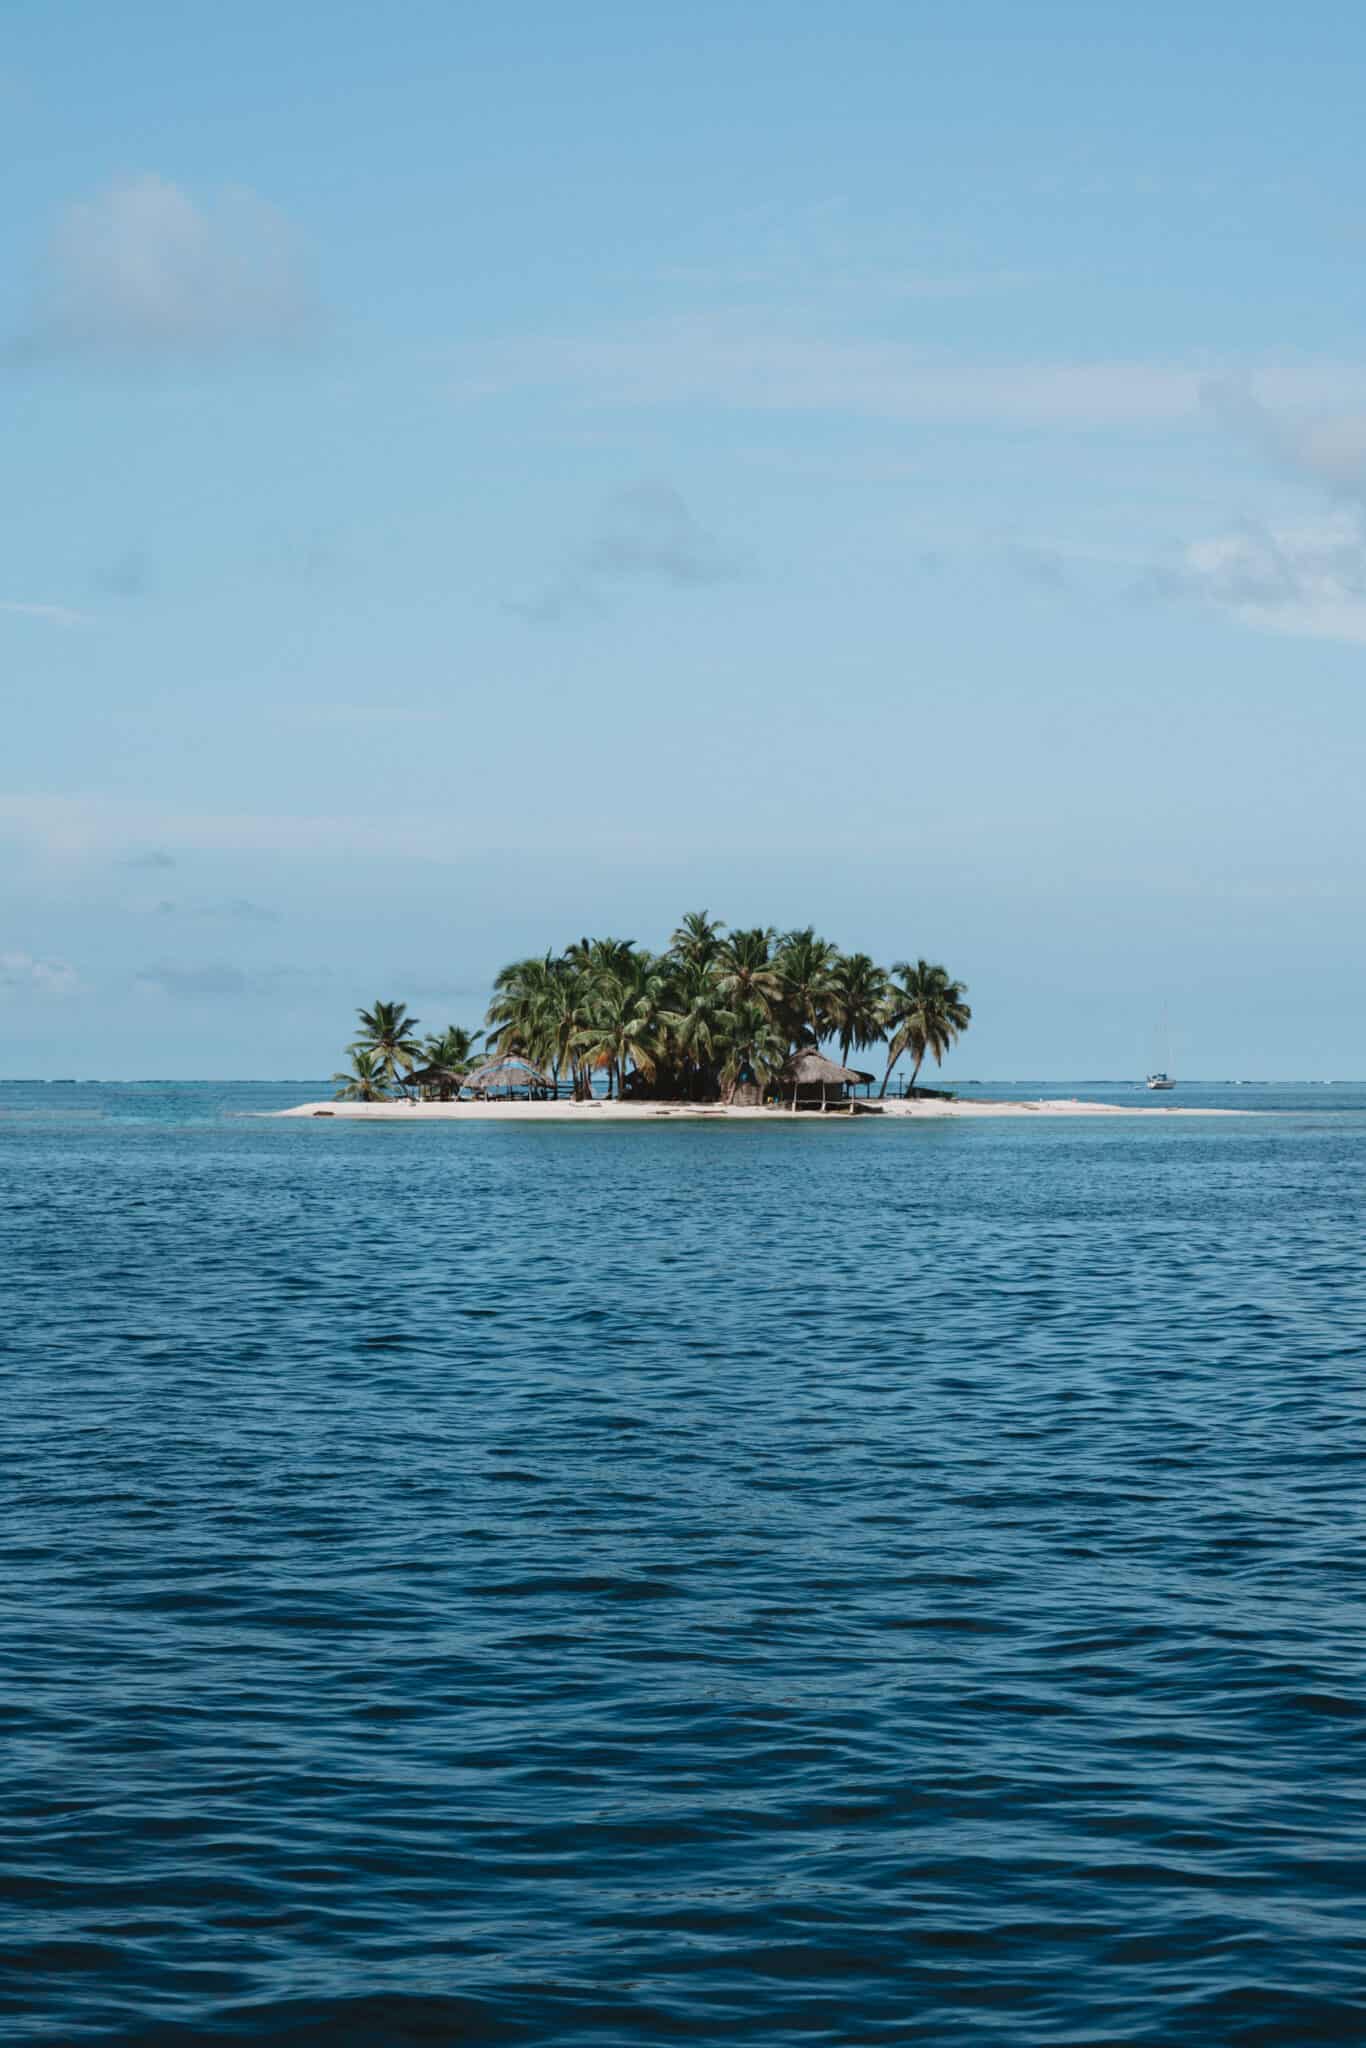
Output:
[[4, 1082, 1365, 2044]]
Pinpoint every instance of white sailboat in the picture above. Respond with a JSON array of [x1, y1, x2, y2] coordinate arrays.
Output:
[[1146, 1008, 1176, 1090]]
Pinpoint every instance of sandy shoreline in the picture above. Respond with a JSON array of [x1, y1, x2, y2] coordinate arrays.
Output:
[[276, 1097, 1241, 1123]]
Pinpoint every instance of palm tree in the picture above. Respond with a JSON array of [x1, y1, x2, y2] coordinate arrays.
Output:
[[827, 952, 890, 1068], [879, 960, 971, 1096], [333, 1049, 391, 1101], [423, 1024, 477, 1071], [719, 999, 788, 1103], [568, 936, 638, 985], [352, 999, 422, 1087], [714, 926, 781, 1017], [661, 960, 731, 1099], [774, 927, 839, 1049], [669, 909, 725, 973], [573, 972, 661, 1100], [486, 953, 589, 1095]]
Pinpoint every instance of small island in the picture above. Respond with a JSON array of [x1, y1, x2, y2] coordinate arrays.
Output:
[[279, 911, 1221, 1122], [333, 914, 967, 1104]]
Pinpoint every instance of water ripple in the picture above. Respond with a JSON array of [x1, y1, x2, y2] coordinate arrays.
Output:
[[3, 1089, 1366, 2042]]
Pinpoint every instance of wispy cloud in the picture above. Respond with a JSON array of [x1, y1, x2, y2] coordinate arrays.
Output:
[[653, 261, 1040, 305], [134, 961, 321, 999], [153, 897, 281, 923], [399, 973, 489, 1001], [1, 599, 92, 627], [9, 174, 318, 362], [457, 323, 1366, 433], [3, 793, 469, 861], [509, 482, 743, 624], [120, 847, 176, 870], [0, 950, 80, 997]]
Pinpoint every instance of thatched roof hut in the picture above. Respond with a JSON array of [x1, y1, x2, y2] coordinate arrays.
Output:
[[777, 1050, 875, 1110], [402, 1063, 468, 1101], [464, 1057, 553, 1099]]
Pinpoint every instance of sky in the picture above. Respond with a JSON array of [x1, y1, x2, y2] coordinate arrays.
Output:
[[4, 0, 1366, 1078]]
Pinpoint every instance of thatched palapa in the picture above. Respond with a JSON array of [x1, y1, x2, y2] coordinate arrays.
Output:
[[402, 1063, 468, 1101], [777, 1049, 874, 1110], [465, 1057, 553, 1099]]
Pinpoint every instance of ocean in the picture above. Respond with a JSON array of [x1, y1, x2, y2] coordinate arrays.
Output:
[[4, 1081, 1365, 2044]]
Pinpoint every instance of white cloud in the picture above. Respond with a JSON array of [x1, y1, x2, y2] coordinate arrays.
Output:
[[13, 174, 317, 359], [1202, 381, 1366, 496], [1161, 512, 1366, 644], [1164, 386, 1366, 640], [0, 950, 80, 997]]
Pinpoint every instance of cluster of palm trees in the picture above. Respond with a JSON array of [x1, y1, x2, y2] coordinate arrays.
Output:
[[333, 915, 970, 1104], [333, 1008, 475, 1101]]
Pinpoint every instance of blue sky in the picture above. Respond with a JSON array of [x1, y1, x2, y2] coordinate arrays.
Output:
[[4, 1, 1366, 1077]]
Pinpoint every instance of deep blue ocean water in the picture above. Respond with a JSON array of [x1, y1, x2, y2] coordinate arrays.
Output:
[[4, 1081, 1365, 2045]]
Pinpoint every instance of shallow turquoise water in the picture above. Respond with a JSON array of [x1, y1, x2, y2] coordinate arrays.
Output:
[[4, 1084, 1365, 2044]]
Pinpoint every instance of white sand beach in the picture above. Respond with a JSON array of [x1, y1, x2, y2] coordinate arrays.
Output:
[[277, 1097, 1239, 1123]]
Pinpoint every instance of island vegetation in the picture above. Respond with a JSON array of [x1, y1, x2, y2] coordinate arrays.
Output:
[[332, 914, 969, 1104]]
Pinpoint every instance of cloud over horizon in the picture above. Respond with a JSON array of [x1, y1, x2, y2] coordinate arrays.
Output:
[[0, 950, 80, 997]]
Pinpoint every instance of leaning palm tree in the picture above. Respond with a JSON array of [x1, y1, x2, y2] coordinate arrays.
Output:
[[333, 1049, 391, 1101], [352, 999, 422, 1087], [827, 952, 890, 1067], [879, 960, 971, 1096]]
